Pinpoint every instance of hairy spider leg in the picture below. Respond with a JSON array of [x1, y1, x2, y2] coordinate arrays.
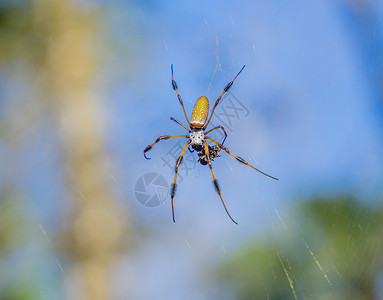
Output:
[[204, 142, 238, 224], [205, 136, 278, 180], [171, 64, 191, 128], [170, 117, 190, 132], [205, 125, 228, 145], [170, 140, 191, 223], [143, 135, 189, 159], [203, 65, 246, 130]]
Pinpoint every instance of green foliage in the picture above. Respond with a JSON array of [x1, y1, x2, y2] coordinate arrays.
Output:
[[218, 196, 383, 300], [0, 1, 46, 65], [0, 193, 32, 254], [0, 283, 40, 300], [0, 193, 42, 300]]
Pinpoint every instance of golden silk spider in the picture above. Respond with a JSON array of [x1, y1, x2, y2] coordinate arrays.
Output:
[[144, 65, 278, 224]]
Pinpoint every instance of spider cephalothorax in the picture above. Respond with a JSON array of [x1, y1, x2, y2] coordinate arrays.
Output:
[[189, 128, 204, 151], [143, 65, 278, 224]]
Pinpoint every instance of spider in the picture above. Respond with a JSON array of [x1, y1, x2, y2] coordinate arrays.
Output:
[[144, 65, 278, 224]]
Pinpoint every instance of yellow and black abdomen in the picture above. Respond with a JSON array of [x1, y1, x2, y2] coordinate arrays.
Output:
[[190, 96, 209, 128]]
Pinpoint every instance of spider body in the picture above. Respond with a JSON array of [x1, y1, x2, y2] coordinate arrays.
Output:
[[144, 65, 278, 224], [189, 128, 205, 151], [190, 96, 209, 128]]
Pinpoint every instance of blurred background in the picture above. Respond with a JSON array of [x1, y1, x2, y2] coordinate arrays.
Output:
[[1, 0, 383, 299]]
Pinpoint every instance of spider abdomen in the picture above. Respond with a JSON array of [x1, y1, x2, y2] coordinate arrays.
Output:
[[190, 96, 209, 128]]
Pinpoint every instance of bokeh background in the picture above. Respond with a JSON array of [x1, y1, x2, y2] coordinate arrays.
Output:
[[1, 0, 383, 299]]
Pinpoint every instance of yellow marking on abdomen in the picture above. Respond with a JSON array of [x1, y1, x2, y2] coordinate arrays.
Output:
[[190, 96, 209, 128]]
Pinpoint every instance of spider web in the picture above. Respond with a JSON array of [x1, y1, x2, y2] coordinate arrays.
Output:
[[139, 3, 383, 300], [2, 1, 382, 299]]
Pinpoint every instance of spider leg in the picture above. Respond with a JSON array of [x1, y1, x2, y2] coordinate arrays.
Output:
[[203, 65, 245, 130], [187, 144, 194, 153], [170, 117, 190, 132], [205, 136, 278, 180], [170, 140, 191, 223], [204, 142, 238, 224], [205, 125, 228, 145], [171, 65, 192, 127], [143, 135, 189, 159]]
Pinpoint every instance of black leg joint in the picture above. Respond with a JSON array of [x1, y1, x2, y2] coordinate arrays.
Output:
[[171, 183, 177, 198], [176, 155, 183, 167], [213, 179, 220, 193], [143, 145, 152, 159], [236, 156, 247, 164], [157, 136, 169, 143], [224, 82, 233, 92], [172, 80, 178, 90]]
